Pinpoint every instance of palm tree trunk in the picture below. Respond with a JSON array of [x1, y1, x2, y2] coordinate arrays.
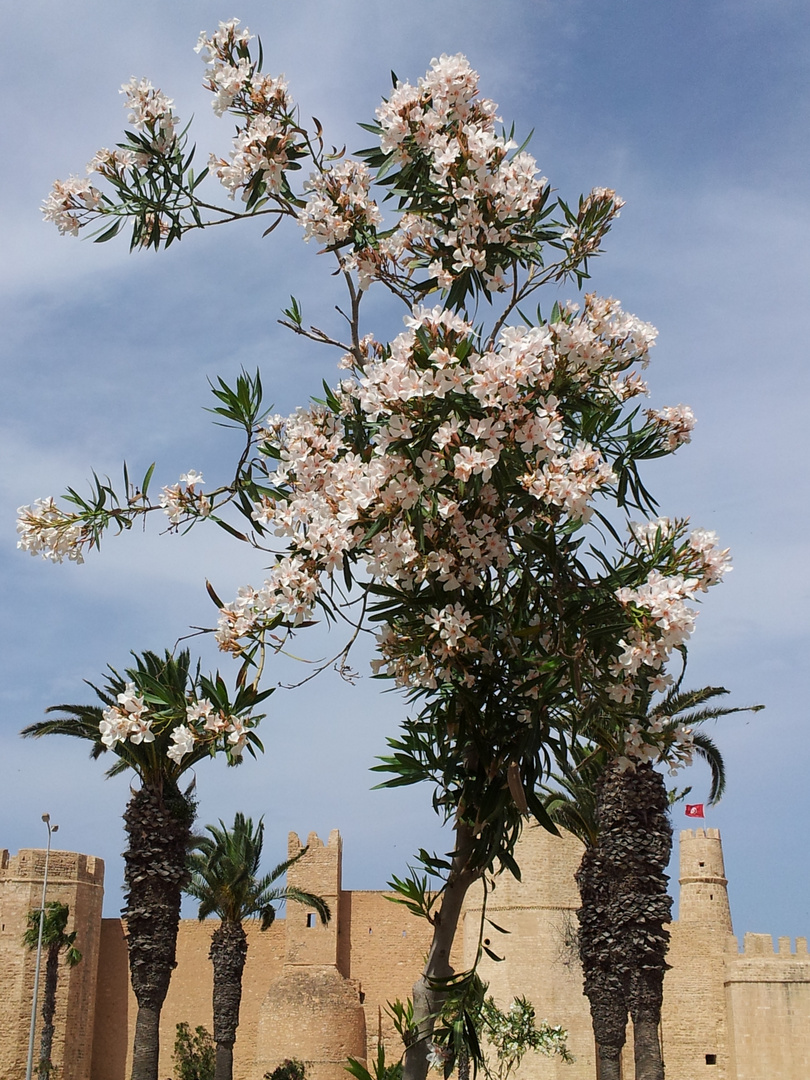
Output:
[[210, 919, 248, 1080], [596, 1045, 623, 1080], [575, 845, 629, 1072], [575, 762, 672, 1080], [402, 819, 477, 1080], [633, 1012, 664, 1080], [131, 1007, 161, 1080], [214, 1045, 234, 1080], [38, 942, 61, 1077], [599, 763, 671, 1080], [123, 781, 195, 1080]]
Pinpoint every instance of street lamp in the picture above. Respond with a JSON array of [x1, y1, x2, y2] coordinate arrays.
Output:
[[25, 814, 59, 1080]]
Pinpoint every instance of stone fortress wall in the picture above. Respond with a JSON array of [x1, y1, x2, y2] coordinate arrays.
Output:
[[0, 848, 104, 1080], [1, 827, 808, 1080]]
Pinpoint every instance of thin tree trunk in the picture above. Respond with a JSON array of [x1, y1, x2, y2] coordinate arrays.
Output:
[[131, 1007, 160, 1080], [38, 943, 60, 1077], [402, 820, 477, 1080], [633, 1013, 664, 1080], [210, 919, 248, 1080], [124, 781, 194, 1080]]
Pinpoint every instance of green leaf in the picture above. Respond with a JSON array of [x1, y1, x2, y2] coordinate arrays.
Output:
[[141, 462, 156, 496]]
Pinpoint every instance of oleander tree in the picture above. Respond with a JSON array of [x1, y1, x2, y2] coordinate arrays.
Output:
[[20, 24, 735, 1080], [22, 649, 271, 1080]]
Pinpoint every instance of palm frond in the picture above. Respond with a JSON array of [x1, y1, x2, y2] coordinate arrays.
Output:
[[690, 730, 726, 804], [22, 708, 108, 760], [278, 887, 331, 925], [184, 816, 330, 929], [650, 686, 729, 719]]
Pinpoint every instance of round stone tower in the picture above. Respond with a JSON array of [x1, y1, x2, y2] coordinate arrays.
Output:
[[677, 826, 732, 931]]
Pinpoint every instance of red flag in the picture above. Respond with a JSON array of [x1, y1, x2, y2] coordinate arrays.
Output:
[[685, 804, 705, 818]]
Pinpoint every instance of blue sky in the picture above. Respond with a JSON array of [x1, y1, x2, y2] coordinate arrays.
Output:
[[2, 0, 808, 938]]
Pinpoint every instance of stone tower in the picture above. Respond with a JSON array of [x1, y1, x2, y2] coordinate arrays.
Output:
[[662, 829, 736, 1080], [255, 831, 366, 1080], [0, 848, 104, 1080], [677, 826, 732, 931]]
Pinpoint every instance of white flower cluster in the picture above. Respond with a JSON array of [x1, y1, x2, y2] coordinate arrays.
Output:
[[610, 518, 732, 705], [616, 717, 694, 775], [208, 113, 288, 197], [195, 19, 254, 115], [44, 76, 179, 237], [215, 300, 668, 700], [99, 683, 153, 747], [167, 698, 248, 763], [41, 177, 102, 236], [300, 161, 383, 286], [373, 54, 548, 289], [426, 1043, 453, 1071], [197, 19, 300, 201], [521, 441, 616, 524], [119, 77, 179, 152], [159, 471, 211, 525], [98, 686, 249, 765], [366, 54, 627, 295], [646, 403, 696, 451], [16, 498, 88, 563]]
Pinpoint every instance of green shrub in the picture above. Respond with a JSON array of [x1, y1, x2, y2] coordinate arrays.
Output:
[[173, 1022, 215, 1080], [265, 1059, 307, 1080]]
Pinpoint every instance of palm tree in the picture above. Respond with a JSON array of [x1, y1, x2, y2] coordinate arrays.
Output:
[[545, 743, 629, 1079], [545, 686, 759, 1080], [23, 901, 82, 1078], [22, 649, 270, 1080], [185, 813, 330, 1080]]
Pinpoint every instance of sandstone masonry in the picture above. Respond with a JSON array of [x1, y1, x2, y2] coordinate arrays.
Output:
[[1, 827, 807, 1080]]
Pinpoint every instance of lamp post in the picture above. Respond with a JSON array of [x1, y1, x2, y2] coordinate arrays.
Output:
[[25, 814, 59, 1080]]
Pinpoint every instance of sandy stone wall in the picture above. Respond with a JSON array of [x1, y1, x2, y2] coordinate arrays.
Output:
[[461, 827, 593, 1080], [4, 827, 810, 1080], [255, 831, 366, 1080], [341, 890, 441, 1057], [725, 933, 810, 1080], [90, 918, 287, 1080], [0, 848, 104, 1080]]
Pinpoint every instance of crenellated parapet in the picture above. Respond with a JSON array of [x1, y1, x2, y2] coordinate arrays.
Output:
[[726, 932, 810, 979], [0, 847, 104, 888], [724, 933, 810, 1079]]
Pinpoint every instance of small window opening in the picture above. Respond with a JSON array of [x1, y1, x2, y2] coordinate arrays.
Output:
[[359, 990, 366, 1003], [699, 861, 705, 867], [306, 913, 317, 928], [709, 893, 714, 900], [705, 1054, 717, 1065]]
